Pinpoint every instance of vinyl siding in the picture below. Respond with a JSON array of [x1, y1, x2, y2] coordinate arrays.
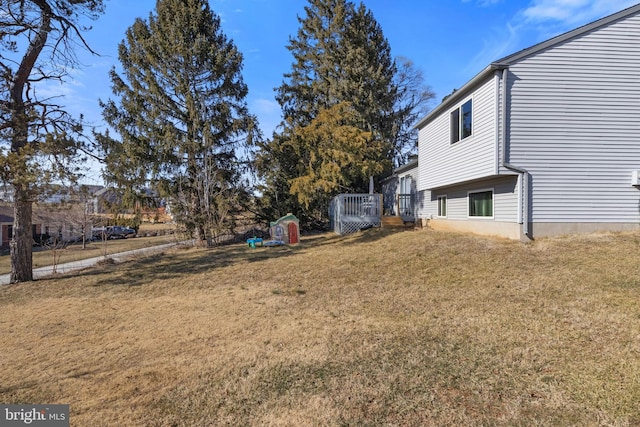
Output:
[[506, 12, 640, 223], [423, 176, 518, 222], [382, 165, 418, 216], [418, 76, 498, 191]]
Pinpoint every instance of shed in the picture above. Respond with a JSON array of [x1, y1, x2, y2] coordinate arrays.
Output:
[[269, 213, 300, 244]]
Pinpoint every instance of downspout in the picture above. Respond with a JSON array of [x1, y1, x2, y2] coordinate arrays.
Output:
[[499, 67, 531, 238]]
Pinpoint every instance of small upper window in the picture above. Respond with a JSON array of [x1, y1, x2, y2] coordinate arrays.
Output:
[[451, 99, 472, 144]]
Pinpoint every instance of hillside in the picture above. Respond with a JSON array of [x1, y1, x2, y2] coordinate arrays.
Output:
[[1, 228, 639, 425]]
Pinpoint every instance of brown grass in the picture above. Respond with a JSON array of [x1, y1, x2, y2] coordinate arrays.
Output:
[[0, 224, 180, 275], [2, 228, 640, 426]]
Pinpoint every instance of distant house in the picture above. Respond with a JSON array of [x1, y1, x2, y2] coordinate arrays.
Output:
[[0, 206, 45, 248], [413, 4, 640, 240]]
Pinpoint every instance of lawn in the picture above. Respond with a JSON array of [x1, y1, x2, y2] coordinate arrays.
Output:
[[0, 224, 179, 275], [1, 228, 640, 426]]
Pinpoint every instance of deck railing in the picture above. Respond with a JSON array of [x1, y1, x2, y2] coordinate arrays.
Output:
[[329, 194, 381, 235], [398, 193, 415, 218]]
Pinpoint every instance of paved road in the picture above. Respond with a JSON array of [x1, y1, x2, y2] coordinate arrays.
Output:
[[0, 242, 177, 285]]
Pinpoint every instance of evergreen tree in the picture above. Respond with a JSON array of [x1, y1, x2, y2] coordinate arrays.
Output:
[[98, 0, 258, 244], [257, 0, 429, 228], [287, 102, 384, 210], [0, 0, 105, 283]]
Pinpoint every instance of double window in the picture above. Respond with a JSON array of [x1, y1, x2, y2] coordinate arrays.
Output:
[[451, 99, 472, 143], [468, 190, 493, 217]]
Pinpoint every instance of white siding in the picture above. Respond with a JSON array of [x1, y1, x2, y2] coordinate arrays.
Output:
[[507, 13, 640, 223], [422, 176, 518, 222], [398, 166, 418, 184], [418, 77, 498, 191]]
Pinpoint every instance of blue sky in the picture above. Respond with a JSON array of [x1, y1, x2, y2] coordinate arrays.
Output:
[[53, 0, 638, 184]]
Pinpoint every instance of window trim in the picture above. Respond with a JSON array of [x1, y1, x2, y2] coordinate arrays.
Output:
[[467, 188, 494, 219], [450, 98, 473, 144], [437, 195, 447, 218]]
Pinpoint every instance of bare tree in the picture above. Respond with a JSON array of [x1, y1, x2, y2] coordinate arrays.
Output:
[[0, 0, 106, 283], [390, 57, 436, 166]]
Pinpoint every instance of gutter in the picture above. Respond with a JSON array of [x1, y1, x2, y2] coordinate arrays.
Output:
[[499, 67, 530, 238]]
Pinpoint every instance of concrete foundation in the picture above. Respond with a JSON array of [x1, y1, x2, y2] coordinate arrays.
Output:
[[528, 222, 640, 239], [423, 219, 522, 240], [421, 218, 640, 240]]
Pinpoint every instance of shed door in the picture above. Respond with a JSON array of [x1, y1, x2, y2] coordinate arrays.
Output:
[[288, 222, 299, 244]]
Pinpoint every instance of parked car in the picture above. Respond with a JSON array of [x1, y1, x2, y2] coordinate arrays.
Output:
[[110, 226, 136, 239], [92, 226, 136, 240]]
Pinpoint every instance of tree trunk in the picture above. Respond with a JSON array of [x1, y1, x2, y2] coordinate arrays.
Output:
[[10, 183, 33, 283], [7, 1, 52, 283]]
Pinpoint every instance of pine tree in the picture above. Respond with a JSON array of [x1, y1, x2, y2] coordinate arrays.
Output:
[[0, 0, 105, 283], [98, 0, 258, 244], [287, 102, 384, 209], [257, 0, 411, 227]]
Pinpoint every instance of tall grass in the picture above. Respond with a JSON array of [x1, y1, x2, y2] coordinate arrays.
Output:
[[1, 228, 640, 426]]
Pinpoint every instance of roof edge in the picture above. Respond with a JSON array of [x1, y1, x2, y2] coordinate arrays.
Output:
[[413, 3, 640, 131], [497, 3, 640, 64], [413, 64, 506, 130]]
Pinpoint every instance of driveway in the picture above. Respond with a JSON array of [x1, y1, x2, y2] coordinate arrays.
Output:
[[0, 242, 177, 285]]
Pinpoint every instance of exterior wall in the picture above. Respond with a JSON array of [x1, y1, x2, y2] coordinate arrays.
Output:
[[506, 11, 640, 225], [397, 166, 418, 220], [381, 164, 418, 218], [418, 75, 498, 191], [1, 222, 42, 247], [380, 177, 397, 215], [419, 176, 521, 239], [529, 222, 640, 238], [427, 218, 522, 240]]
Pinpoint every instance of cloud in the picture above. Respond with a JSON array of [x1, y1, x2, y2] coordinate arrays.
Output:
[[522, 0, 638, 25], [252, 98, 279, 115], [464, 21, 521, 75], [464, 0, 638, 73], [461, 0, 504, 5], [250, 98, 282, 136]]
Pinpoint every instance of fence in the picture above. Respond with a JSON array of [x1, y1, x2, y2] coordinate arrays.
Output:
[[329, 194, 382, 235]]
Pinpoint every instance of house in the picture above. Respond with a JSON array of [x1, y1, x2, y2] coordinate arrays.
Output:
[[0, 205, 45, 248], [414, 4, 640, 240], [381, 156, 418, 222]]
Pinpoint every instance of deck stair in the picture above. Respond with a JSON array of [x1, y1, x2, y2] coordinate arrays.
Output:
[[381, 215, 415, 231]]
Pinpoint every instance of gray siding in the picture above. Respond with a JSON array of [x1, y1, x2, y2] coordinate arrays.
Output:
[[418, 76, 498, 191], [506, 12, 640, 223], [381, 166, 418, 216], [423, 176, 518, 222]]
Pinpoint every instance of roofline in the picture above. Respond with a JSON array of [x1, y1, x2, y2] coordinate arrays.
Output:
[[394, 158, 418, 174], [380, 158, 418, 182], [413, 64, 506, 130], [497, 3, 640, 64], [413, 3, 640, 131]]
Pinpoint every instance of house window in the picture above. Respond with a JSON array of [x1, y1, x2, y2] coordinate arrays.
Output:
[[469, 190, 493, 217], [398, 176, 413, 216], [451, 99, 472, 143], [399, 176, 412, 194], [437, 195, 447, 217]]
